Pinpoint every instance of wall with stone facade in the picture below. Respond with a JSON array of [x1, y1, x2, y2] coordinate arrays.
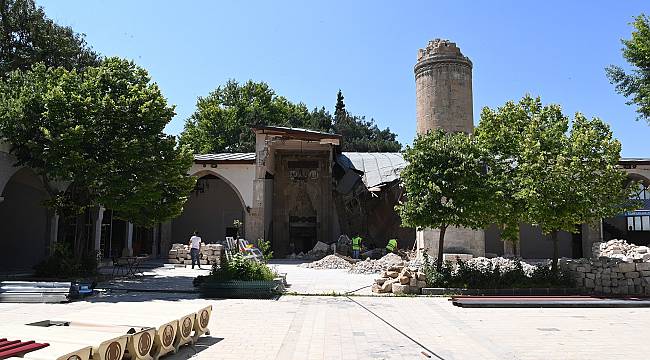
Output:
[[563, 258, 650, 295], [563, 240, 650, 295]]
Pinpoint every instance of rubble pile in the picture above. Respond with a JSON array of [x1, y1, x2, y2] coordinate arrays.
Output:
[[287, 241, 336, 260], [300, 254, 353, 270], [372, 263, 427, 294], [167, 243, 224, 267], [592, 239, 650, 262], [349, 253, 406, 274], [461, 257, 536, 277]]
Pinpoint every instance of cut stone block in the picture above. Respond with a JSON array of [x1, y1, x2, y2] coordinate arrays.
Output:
[[392, 283, 410, 294]]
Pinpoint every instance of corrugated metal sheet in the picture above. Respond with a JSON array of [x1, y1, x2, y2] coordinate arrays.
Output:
[[194, 153, 256, 162], [339, 152, 406, 188]]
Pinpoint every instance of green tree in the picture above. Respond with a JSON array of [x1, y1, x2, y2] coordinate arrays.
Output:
[[502, 96, 632, 272], [606, 14, 650, 123], [179, 82, 402, 153], [0, 58, 195, 254], [397, 130, 492, 270], [331, 90, 401, 152], [0, 0, 100, 77], [308, 106, 333, 133], [334, 89, 346, 124], [475, 99, 537, 251], [179, 80, 312, 153]]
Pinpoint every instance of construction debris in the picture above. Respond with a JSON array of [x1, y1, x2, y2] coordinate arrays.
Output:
[[349, 253, 406, 274], [300, 255, 353, 269], [593, 239, 650, 262], [167, 243, 224, 267], [372, 263, 427, 294], [287, 241, 336, 260], [460, 257, 536, 277]]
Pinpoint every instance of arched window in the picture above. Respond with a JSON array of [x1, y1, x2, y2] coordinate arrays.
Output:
[[631, 183, 650, 200]]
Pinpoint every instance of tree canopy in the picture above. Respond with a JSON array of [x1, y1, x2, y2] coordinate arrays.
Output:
[[179, 81, 402, 153], [607, 14, 650, 123], [475, 97, 538, 246], [0, 0, 100, 77], [0, 58, 195, 230], [397, 130, 493, 269], [478, 96, 633, 271]]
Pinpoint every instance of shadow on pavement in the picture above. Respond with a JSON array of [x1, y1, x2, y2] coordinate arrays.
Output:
[[165, 336, 225, 359]]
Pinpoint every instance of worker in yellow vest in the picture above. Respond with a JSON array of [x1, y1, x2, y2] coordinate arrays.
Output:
[[351, 235, 362, 259], [386, 238, 398, 253]]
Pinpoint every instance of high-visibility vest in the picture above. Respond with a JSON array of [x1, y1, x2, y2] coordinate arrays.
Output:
[[351, 236, 361, 250], [386, 239, 397, 252]]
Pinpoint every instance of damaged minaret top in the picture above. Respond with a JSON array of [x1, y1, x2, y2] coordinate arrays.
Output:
[[414, 39, 474, 134]]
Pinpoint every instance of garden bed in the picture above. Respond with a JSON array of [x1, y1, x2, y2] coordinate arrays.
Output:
[[198, 279, 283, 299], [421, 287, 581, 296]]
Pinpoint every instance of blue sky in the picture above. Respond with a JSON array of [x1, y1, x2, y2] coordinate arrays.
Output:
[[38, 0, 649, 156]]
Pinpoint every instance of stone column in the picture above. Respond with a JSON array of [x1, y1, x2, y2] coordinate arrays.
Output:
[[125, 222, 134, 256], [92, 206, 105, 254], [49, 213, 60, 255]]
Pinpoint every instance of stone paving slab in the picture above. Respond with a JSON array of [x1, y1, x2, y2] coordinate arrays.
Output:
[[98, 261, 378, 295], [271, 261, 378, 295], [1, 294, 650, 359]]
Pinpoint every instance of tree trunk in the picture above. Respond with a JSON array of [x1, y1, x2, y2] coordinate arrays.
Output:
[[436, 226, 447, 271], [551, 230, 559, 274], [74, 212, 86, 259]]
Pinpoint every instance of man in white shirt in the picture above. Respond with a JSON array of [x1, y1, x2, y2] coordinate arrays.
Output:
[[189, 230, 202, 269]]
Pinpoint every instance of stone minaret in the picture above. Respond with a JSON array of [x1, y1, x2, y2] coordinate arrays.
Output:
[[415, 39, 473, 134], [414, 39, 485, 258]]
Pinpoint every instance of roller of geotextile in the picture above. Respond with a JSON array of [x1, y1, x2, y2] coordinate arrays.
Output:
[[193, 305, 212, 342], [71, 303, 213, 350], [48, 322, 156, 360], [44, 312, 179, 360], [0, 325, 128, 360], [21, 343, 91, 360]]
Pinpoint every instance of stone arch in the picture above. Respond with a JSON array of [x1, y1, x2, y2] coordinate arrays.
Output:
[[602, 171, 650, 245], [0, 167, 50, 271], [626, 172, 650, 187], [190, 169, 247, 210], [171, 170, 247, 247], [0, 151, 23, 199]]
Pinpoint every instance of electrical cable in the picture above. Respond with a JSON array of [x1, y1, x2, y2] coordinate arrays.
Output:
[[344, 295, 446, 360]]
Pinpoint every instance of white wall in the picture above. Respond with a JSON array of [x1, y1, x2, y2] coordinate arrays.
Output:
[[189, 163, 255, 208]]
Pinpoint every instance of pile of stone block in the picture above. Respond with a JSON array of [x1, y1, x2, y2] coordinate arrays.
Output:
[[167, 243, 224, 267], [592, 239, 650, 262], [372, 264, 427, 295]]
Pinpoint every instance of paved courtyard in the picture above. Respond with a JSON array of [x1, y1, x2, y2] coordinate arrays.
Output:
[[2, 261, 650, 360], [98, 260, 378, 295]]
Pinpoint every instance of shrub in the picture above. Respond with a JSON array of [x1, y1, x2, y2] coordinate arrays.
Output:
[[420, 252, 573, 289], [34, 243, 98, 278], [257, 238, 273, 261], [205, 253, 276, 282]]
